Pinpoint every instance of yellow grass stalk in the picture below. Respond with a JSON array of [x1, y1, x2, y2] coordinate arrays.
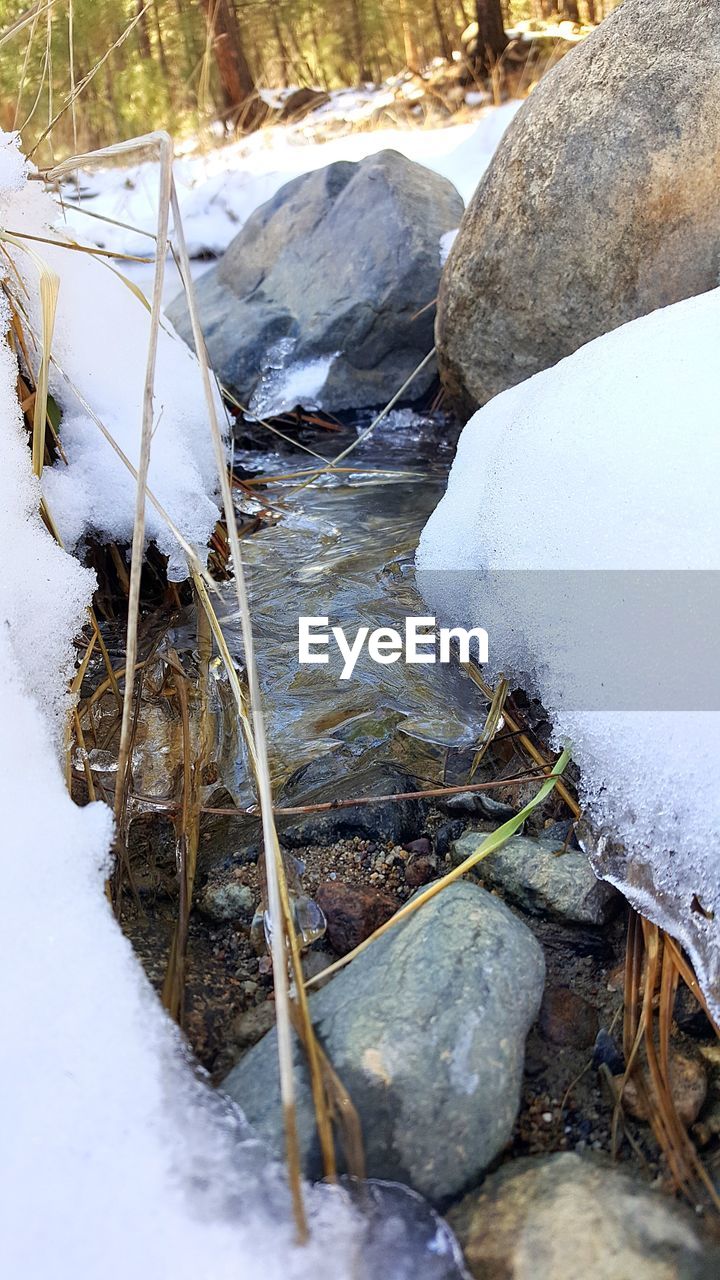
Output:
[[171, 183, 317, 1238], [306, 746, 571, 989], [0, 231, 59, 478]]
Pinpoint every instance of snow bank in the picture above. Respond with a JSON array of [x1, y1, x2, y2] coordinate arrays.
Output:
[[417, 289, 720, 1015], [57, 100, 522, 262], [0, 135, 365, 1277], [0, 137, 222, 579]]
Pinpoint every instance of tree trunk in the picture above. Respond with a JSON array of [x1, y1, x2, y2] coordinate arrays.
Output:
[[135, 1, 152, 60], [200, 0, 257, 125], [561, 1, 581, 20], [152, 0, 171, 84], [271, 8, 290, 87], [349, 0, 370, 84], [474, 0, 508, 73], [432, 0, 454, 61], [585, 0, 597, 22]]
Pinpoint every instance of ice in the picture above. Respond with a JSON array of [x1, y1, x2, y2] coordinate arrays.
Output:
[[248, 340, 338, 418], [56, 96, 522, 262], [417, 288, 720, 1017], [439, 229, 459, 266]]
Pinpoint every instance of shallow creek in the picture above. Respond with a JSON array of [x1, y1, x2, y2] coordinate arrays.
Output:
[[214, 408, 485, 804]]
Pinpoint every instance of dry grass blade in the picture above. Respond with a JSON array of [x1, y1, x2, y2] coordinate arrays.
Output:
[[170, 185, 314, 1238], [470, 675, 509, 776], [306, 747, 572, 990], [73, 133, 173, 844], [619, 911, 720, 1212], [1, 1, 58, 50], [161, 626, 211, 1024], [28, 2, 154, 157], [462, 661, 581, 818], [0, 232, 59, 477]]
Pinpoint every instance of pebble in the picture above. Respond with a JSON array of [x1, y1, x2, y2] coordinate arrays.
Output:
[[314, 880, 397, 955], [616, 1052, 707, 1128], [539, 987, 598, 1049]]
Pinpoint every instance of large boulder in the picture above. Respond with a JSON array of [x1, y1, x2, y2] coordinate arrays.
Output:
[[222, 881, 544, 1203], [438, 0, 720, 412], [168, 151, 463, 413], [448, 1153, 720, 1280]]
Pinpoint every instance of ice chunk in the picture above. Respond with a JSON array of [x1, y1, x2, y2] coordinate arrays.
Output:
[[417, 288, 720, 1018], [440, 229, 459, 265], [248, 341, 337, 418]]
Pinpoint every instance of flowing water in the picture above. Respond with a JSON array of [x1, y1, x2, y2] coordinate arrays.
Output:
[[211, 408, 486, 810]]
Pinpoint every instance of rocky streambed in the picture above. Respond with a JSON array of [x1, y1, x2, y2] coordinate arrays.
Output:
[[100, 407, 720, 1278]]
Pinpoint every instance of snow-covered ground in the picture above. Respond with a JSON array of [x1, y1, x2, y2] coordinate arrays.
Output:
[[0, 131, 370, 1278], [417, 288, 720, 1020], [56, 98, 522, 297]]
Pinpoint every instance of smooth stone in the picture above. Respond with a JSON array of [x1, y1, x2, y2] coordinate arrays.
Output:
[[438, 0, 720, 413], [451, 831, 618, 925], [449, 1152, 720, 1280], [280, 763, 426, 849], [222, 881, 545, 1202]]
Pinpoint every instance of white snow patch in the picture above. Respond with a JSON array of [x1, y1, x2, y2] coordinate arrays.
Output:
[[0, 133, 223, 579], [439, 229, 459, 266], [57, 99, 522, 264], [417, 289, 720, 1016], [0, 134, 366, 1277]]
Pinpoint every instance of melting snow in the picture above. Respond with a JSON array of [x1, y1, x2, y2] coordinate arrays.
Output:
[[417, 289, 720, 1018]]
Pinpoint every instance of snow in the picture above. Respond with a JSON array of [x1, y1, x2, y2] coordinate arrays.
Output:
[[417, 289, 720, 1017], [56, 98, 522, 265], [0, 133, 368, 1278], [0, 128, 471, 1280], [439, 229, 459, 266], [0, 135, 223, 580]]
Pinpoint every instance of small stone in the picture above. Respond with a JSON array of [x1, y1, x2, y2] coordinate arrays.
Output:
[[403, 837, 432, 857], [199, 879, 254, 923], [230, 1002, 276, 1054], [434, 819, 465, 858], [539, 987, 598, 1049], [616, 1053, 707, 1129], [314, 880, 397, 955], [674, 984, 713, 1039], [405, 854, 438, 888], [448, 1152, 720, 1280], [592, 1028, 625, 1076], [451, 831, 618, 925]]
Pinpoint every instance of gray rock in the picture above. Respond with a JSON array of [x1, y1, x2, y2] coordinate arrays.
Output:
[[280, 762, 426, 848], [199, 879, 254, 922], [451, 831, 618, 925], [168, 150, 463, 412], [448, 1152, 720, 1280], [222, 881, 544, 1202], [438, 0, 720, 412]]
